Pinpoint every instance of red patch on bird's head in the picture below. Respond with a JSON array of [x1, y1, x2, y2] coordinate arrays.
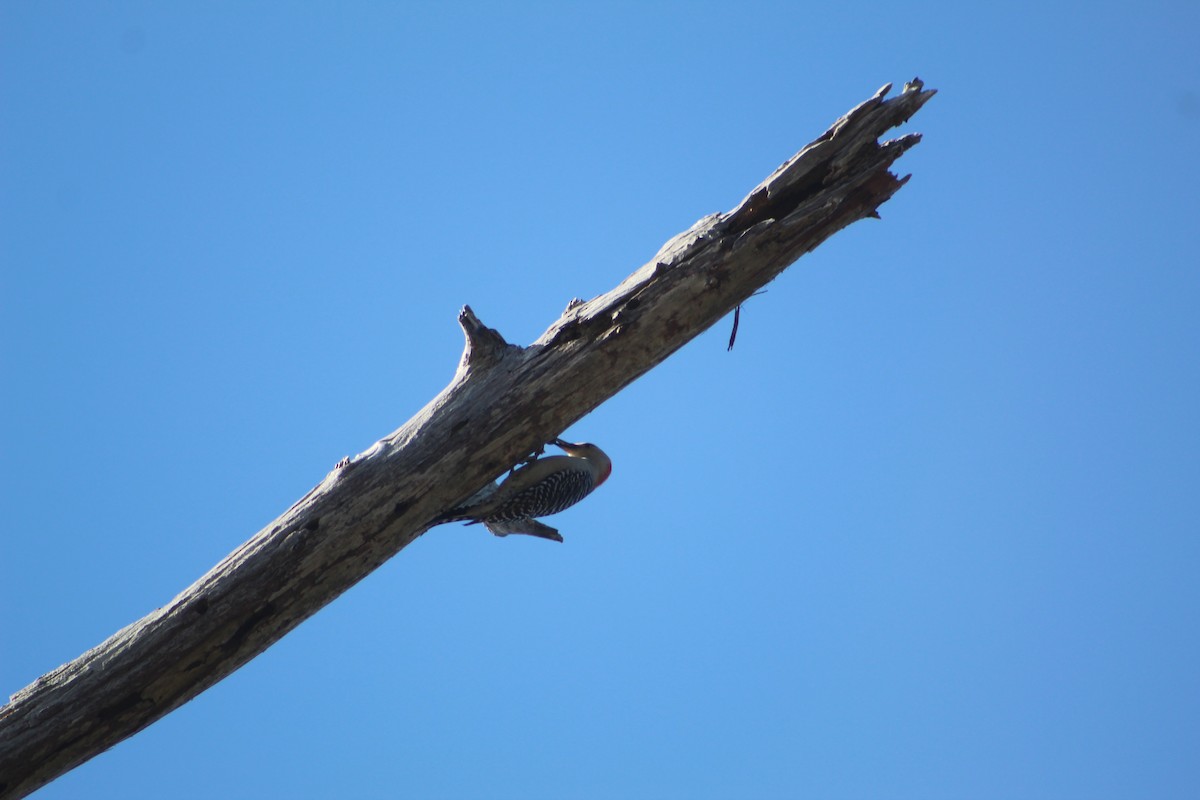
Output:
[[595, 462, 612, 487]]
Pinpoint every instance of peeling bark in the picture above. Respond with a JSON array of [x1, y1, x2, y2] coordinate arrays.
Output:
[[0, 79, 935, 799]]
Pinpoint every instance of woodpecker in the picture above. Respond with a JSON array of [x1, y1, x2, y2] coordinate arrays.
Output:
[[435, 438, 612, 542]]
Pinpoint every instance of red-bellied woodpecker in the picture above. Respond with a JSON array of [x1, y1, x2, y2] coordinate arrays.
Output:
[[435, 438, 612, 542]]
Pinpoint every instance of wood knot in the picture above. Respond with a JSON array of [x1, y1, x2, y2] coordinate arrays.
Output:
[[457, 305, 516, 374]]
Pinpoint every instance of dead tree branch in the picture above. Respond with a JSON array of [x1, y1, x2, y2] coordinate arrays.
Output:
[[0, 79, 935, 799]]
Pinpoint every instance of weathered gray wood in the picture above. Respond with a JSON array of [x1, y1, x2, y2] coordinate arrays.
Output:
[[0, 79, 935, 799]]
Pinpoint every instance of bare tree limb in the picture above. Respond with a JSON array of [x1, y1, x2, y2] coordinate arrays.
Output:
[[0, 79, 935, 799]]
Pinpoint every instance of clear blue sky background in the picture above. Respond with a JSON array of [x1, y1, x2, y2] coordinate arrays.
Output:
[[2, 3, 1198, 798]]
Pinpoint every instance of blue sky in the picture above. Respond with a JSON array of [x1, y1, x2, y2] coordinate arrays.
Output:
[[2, 2, 1198, 798]]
